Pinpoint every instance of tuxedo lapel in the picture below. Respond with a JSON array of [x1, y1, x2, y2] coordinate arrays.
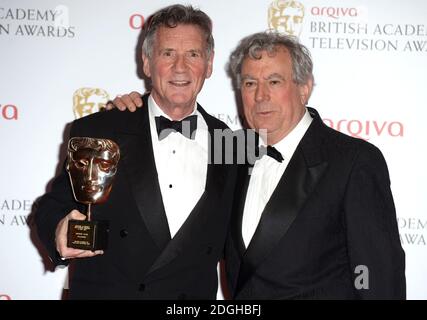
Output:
[[146, 163, 226, 276], [115, 97, 171, 251], [145, 104, 228, 276], [236, 109, 329, 293], [231, 165, 251, 258]]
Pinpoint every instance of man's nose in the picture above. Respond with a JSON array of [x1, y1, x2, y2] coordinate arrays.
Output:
[[255, 83, 269, 102], [173, 55, 186, 72]]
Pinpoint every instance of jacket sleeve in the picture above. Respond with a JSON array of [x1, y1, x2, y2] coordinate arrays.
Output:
[[343, 143, 406, 299]]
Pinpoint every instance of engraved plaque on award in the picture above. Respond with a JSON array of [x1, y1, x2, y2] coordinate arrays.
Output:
[[65, 137, 120, 250]]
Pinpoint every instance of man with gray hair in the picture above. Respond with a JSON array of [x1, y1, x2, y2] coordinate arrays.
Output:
[[35, 4, 237, 299], [225, 31, 405, 299]]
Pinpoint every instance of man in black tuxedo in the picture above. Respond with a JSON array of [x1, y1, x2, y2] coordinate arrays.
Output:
[[109, 33, 406, 299], [224, 32, 405, 299], [35, 4, 236, 299]]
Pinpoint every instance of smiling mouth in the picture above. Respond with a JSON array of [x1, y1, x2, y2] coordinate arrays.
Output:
[[169, 80, 191, 87]]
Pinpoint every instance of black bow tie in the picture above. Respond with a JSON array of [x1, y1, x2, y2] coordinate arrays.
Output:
[[258, 145, 284, 163], [155, 115, 197, 140]]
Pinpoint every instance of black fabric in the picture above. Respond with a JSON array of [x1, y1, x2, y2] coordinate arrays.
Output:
[[258, 145, 284, 163], [225, 107, 406, 300], [155, 115, 197, 140], [34, 94, 238, 299]]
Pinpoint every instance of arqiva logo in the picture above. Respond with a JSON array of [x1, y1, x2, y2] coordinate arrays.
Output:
[[310, 6, 359, 19], [323, 118, 404, 140], [1, 104, 18, 120]]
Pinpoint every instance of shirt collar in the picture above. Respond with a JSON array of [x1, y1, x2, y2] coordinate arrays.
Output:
[[148, 94, 197, 120], [265, 108, 313, 159], [147, 94, 208, 151]]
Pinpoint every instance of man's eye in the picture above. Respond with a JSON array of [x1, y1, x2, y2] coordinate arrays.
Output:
[[189, 52, 200, 58], [270, 80, 281, 86], [162, 51, 173, 57], [244, 82, 255, 88]]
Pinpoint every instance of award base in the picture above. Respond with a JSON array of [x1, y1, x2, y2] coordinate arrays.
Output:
[[67, 219, 109, 251]]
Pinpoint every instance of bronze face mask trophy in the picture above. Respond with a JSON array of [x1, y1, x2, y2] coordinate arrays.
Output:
[[66, 137, 120, 250]]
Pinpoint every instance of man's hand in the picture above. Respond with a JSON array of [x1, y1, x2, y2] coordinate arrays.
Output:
[[106, 91, 143, 112], [55, 209, 104, 260]]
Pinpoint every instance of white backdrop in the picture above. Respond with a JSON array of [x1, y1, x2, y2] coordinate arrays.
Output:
[[1, 0, 426, 300]]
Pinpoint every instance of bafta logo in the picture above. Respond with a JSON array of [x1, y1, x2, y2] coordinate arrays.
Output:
[[268, 0, 305, 37], [72, 87, 110, 119]]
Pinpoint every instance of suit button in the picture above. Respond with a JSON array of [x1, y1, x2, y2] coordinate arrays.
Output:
[[178, 293, 187, 300], [120, 229, 128, 238], [139, 283, 146, 291], [206, 246, 213, 255]]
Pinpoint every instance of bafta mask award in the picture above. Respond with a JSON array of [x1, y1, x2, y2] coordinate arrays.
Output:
[[66, 137, 120, 250]]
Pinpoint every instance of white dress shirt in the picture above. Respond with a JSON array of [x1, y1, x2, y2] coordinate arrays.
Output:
[[148, 95, 208, 238], [242, 109, 313, 248]]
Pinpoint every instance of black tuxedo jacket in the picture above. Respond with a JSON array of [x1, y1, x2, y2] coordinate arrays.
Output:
[[35, 95, 237, 299], [225, 107, 405, 299]]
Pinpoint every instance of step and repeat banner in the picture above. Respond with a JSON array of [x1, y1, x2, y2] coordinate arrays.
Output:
[[1, 0, 426, 300]]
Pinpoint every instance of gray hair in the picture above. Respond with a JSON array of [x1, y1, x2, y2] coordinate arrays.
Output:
[[228, 31, 314, 88], [141, 4, 214, 58]]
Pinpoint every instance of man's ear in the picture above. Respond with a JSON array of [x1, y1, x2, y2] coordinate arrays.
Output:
[[206, 50, 214, 79], [299, 76, 313, 105], [142, 53, 151, 77]]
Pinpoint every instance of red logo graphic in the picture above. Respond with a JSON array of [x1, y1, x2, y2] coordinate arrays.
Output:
[[0, 294, 11, 300], [310, 6, 358, 19], [1, 104, 18, 120], [129, 14, 145, 30], [323, 119, 404, 140]]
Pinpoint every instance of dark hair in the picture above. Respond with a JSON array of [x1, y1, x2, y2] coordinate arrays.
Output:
[[142, 4, 214, 58], [228, 31, 313, 88]]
